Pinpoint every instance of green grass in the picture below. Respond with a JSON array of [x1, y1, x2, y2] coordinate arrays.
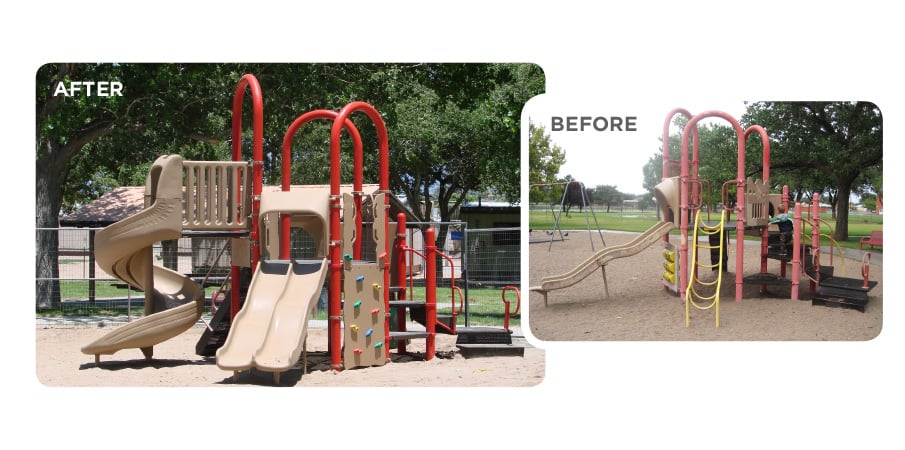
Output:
[[390, 285, 520, 327], [56, 280, 224, 302], [529, 208, 882, 251], [42, 282, 519, 327]]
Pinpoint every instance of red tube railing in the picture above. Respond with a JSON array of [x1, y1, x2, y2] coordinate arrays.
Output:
[[229, 74, 263, 321], [327, 102, 390, 370], [279, 110, 363, 259], [861, 253, 872, 289], [501, 286, 521, 332], [435, 246, 463, 317], [397, 245, 463, 319], [791, 201, 802, 300], [424, 228, 437, 361], [810, 193, 821, 294]]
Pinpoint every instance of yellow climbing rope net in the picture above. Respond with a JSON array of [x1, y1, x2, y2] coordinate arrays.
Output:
[[685, 210, 726, 327]]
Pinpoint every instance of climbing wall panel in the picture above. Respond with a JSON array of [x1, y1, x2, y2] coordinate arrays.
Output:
[[342, 263, 387, 368]]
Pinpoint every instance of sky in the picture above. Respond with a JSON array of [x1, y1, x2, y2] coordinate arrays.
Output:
[[527, 98, 749, 195]]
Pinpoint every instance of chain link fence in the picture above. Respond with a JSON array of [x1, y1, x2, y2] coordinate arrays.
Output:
[[36, 228, 230, 327], [36, 224, 521, 328], [462, 227, 521, 327]]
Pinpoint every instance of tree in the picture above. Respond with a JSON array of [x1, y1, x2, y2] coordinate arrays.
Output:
[[742, 102, 882, 241], [36, 63, 543, 307], [37, 63, 243, 307], [592, 185, 622, 212], [528, 121, 566, 204]]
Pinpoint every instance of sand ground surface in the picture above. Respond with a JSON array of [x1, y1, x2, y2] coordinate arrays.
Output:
[[528, 229, 883, 341], [36, 324, 544, 387]]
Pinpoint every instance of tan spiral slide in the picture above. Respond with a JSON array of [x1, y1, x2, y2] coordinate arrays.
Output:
[[81, 155, 204, 363]]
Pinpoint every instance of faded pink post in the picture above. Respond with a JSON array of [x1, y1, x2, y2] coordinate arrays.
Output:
[[679, 111, 745, 301]]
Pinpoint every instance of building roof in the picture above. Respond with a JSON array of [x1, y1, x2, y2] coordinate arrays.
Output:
[[60, 187, 145, 227]]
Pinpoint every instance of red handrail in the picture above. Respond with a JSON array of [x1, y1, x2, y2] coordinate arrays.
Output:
[[501, 286, 521, 331], [397, 245, 462, 317], [434, 246, 462, 317]]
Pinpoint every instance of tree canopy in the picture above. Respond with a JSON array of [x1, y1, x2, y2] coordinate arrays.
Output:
[[642, 102, 882, 241], [35, 63, 544, 306], [527, 120, 566, 204]]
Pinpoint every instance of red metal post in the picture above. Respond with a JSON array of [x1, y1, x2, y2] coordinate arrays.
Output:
[[862, 253, 871, 289], [660, 108, 694, 266], [394, 212, 408, 354], [746, 126, 772, 293], [424, 228, 437, 361], [229, 74, 263, 321], [791, 202, 802, 300], [327, 102, 390, 370], [781, 185, 790, 278], [811, 193, 821, 294]]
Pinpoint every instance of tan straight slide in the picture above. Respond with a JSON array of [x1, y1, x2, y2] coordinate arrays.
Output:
[[81, 155, 204, 361], [216, 259, 328, 379], [531, 221, 675, 297]]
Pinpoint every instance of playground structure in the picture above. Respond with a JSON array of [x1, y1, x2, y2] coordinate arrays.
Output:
[[659, 108, 877, 321], [529, 180, 606, 251], [81, 74, 523, 383], [531, 107, 878, 325]]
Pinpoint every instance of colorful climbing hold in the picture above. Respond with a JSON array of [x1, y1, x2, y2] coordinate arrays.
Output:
[[353, 348, 362, 355], [372, 283, 381, 290], [350, 324, 359, 332], [343, 253, 352, 261], [353, 300, 362, 308], [371, 308, 379, 314], [365, 328, 373, 337], [356, 275, 365, 282], [374, 342, 383, 348]]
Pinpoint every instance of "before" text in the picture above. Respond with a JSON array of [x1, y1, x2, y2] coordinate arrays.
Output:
[[551, 116, 637, 132]]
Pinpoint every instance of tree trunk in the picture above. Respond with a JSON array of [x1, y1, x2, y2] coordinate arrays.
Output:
[[36, 160, 64, 308], [834, 184, 851, 242], [35, 116, 114, 308]]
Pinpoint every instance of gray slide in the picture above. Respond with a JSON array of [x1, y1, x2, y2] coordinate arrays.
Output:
[[531, 221, 675, 302]]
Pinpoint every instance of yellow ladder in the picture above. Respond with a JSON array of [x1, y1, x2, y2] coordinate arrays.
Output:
[[685, 210, 726, 327]]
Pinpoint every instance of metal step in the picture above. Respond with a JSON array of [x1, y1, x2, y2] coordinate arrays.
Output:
[[812, 293, 868, 313], [811, 276, 876, 313], [456, 343, 526, 358], [388, 300, 425, 309], [456, 330, 527, 357], [389, 331, 430, 341], [820, 276, 878, 292], [743, 273, 792, 286], [455, 326, 513, 345]]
